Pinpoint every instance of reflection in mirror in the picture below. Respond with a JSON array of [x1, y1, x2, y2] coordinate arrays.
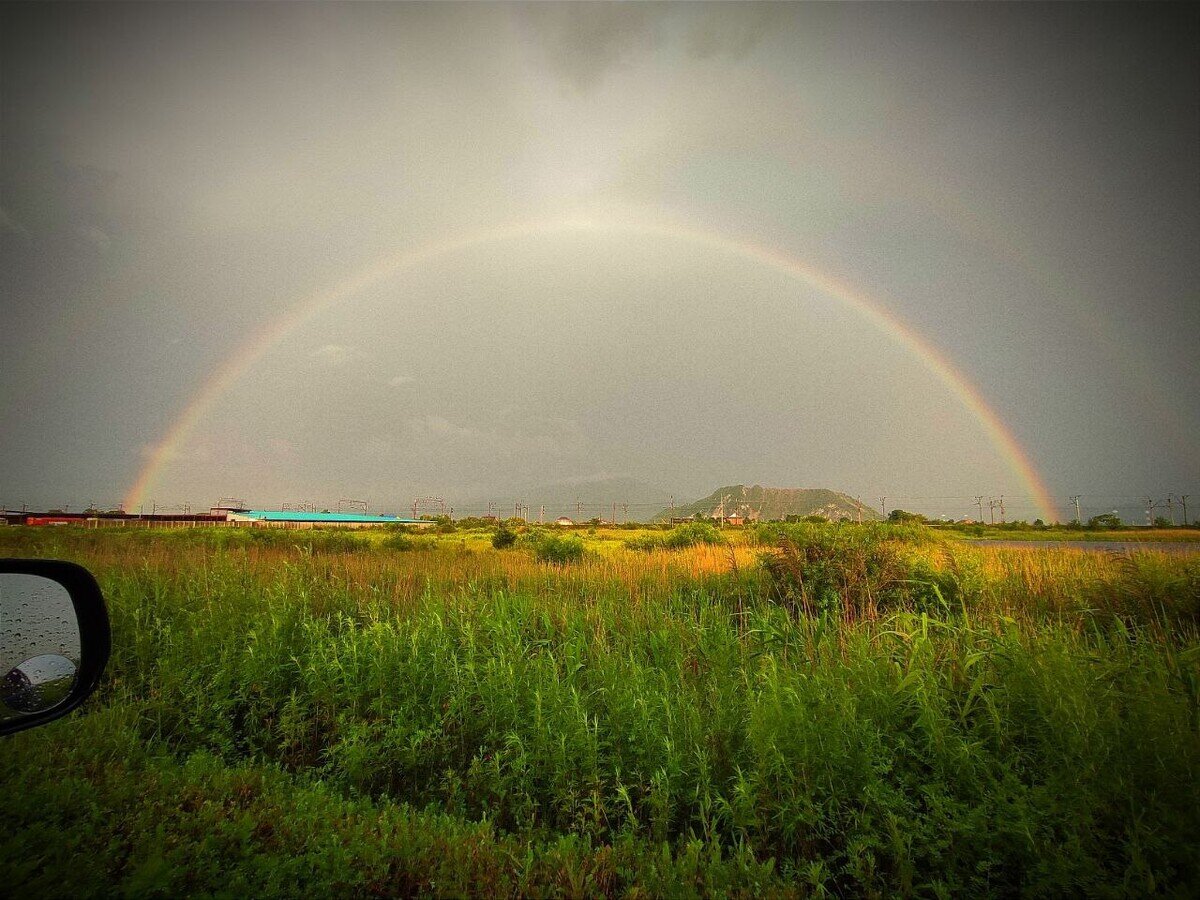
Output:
[[0, 574, 82, 721], [2, 653, 78, 712]]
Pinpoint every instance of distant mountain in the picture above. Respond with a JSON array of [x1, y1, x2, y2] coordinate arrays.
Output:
[[463, 476, 677, 522], [657, 484, 882, 522]]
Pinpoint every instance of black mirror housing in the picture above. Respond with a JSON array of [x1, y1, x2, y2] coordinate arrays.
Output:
[[0, 559, 110, 736]]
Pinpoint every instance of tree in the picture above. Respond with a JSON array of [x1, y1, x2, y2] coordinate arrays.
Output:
[[1087, 513, 1122, 529], [888, 509, 927, 524]]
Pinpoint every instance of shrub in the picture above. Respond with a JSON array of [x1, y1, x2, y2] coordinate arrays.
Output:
[[491, 526, 517, 549], [624, 534, 665, 551], [663, 522, 722, 548], [381, 532, 414, 551], [626, 523, 723, 552], [759, 525, 950, 619], [533, 533, 585, 565]]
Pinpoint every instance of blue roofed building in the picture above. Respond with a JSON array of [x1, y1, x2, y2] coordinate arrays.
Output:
[[228, 510, 430, 529]]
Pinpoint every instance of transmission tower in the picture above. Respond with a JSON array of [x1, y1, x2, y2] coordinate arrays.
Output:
[[412, 497, 445, 519]]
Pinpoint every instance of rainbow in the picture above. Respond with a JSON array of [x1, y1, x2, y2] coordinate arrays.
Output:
[[125, 215, 1059, 520]]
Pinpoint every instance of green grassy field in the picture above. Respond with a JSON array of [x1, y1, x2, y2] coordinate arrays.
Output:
[[2, 523, 1198, 896]]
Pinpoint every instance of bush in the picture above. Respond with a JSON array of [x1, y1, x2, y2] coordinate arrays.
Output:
[[381, 532, 414, 551], [533, 534, 585, 565], [663, 522, 722, 548], [491, 526, 517, 549], [760, 525, 953, 618], [626, 522, 723, 552], [306, 531, 372, 554], [624, 534, 665, 551]]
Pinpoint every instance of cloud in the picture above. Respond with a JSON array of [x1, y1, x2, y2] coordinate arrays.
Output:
[[683, 5, 783, 61], [406, 415, 481, 441], [309, 344, 352, 365], [0, 207, 31, 237], [517, 3, 668, 92], [388, 374, 416, 386], [401, 412, 584, 459], [516, 4, 781, 92], [78, 224, 112, 250]]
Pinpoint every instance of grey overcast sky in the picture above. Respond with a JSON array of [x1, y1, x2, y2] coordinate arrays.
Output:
[[2, 2, 1197, 521]]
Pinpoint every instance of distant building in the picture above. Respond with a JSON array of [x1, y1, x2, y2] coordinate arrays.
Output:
[[210, 504, 249, 517], [554, 516, 574, 526], [227, 510, 429, 529]]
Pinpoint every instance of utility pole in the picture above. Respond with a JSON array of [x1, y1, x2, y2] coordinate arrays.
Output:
[[1144, 497, 1156, 526], [1070, 495, 1081, 524], [713, 494, 729, 523], [999, 496, 1005, 524], [611, 501, 617, 525], [974, 496, 984, 523], [575, 500, 583, 522], [878, 497, 887, 518], [621, 503, 628, 523], [1182, 495, 1190, 527], [539, 504, 544, 524], [1167, 495, 1176, 526]]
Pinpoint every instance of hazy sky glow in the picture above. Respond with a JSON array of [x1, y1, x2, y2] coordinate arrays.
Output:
[[2, 2, 1197, 521]]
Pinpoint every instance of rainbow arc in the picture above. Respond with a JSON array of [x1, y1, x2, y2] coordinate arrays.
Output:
[[125, 215, 1058, 521]]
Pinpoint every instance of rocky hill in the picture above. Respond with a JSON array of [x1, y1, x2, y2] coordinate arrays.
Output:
[[657, 484, 881, 522]]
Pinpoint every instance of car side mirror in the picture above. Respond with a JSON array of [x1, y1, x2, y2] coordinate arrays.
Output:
[[0, 559, 110, 736]]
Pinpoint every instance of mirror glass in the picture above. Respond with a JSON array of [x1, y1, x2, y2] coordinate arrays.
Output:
[[0, 574, 81, 721]]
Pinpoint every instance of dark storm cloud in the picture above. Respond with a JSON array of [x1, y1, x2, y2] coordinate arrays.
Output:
[[516, 2, 671, 92], [515, 2, 786, 91], [1, 2, 1196, 518]]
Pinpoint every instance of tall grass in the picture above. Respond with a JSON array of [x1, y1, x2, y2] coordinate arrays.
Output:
[[1, 526, 1198, 895]]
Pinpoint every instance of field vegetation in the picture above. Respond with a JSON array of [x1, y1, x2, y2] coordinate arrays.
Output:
[[2, 522, 1198, 896]]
